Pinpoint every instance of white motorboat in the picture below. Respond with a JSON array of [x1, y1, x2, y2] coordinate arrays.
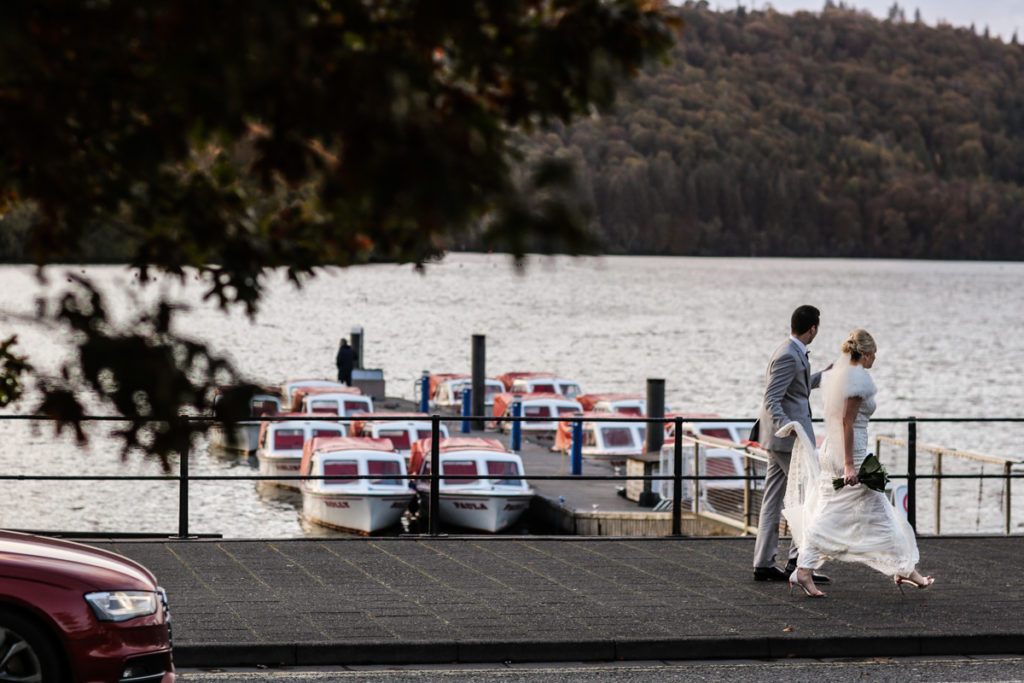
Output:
[[298, 391, 374, 417], [553, 411, 647, 465], [500, 371, 584, 400], [425, 373, 506, 409], [255, 417, 347, 489], [491, 392, 584, 444], [408, 437, 534, 533], [299, 436, 414, 535], [349, 413, 450, 454], [210, 387, 283, 453]]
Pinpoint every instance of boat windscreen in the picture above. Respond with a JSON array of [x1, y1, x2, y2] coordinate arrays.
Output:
[[487, 460, 522, 487], [310, 400, 338, 414], [368, 459, 403, 485], [442, 460, 479, 486], [524, 406, 552, 418], [313, 428, 343, 439], [324, 460, 358, 484], [600, 427, 636, 448], [274, 429, 304, 450], [378, 429, 411, 450]]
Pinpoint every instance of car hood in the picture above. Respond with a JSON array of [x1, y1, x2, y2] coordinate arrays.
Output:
[[0, 530, 157, 591]]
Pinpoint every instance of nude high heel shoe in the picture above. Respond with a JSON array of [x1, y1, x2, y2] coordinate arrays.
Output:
[[789, 569, 826, 598], [894, 573, 934, 595]]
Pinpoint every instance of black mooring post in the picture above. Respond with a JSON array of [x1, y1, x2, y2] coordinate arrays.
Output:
[[646, 378, 665, 454], [907, 417, 917, 531], [350, 326, 364, 369], [177, 436, 190, 539], [672, 416, 683, 536], [471, 334, 486, 430], [430, 415, 440, 535]]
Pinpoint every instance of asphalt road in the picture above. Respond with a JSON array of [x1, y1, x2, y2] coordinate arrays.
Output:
[[177, 655, 1024, 682]]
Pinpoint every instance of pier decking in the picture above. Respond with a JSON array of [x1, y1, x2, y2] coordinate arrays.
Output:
[[96, 535, 1023, 668]]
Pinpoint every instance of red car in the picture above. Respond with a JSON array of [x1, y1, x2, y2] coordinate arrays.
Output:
[[0, 530, 174, 682]]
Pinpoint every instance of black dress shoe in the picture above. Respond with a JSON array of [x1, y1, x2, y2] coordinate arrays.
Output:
[[785, 561, 830, 584], [753, 566, 789, 581]]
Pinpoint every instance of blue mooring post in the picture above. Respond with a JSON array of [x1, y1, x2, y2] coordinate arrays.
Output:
[[571, 419, 583, 475], [511, 399, 522, 452], [419, 370, 430, 413], [461, 388, 472, 434]]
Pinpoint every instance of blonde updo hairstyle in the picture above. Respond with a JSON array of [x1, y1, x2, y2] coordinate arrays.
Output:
[[841, 329, 876, 361]]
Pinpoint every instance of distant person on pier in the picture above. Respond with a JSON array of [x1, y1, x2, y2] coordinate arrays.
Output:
[[335, 338, 357, 386], [779, 329, 933, 598], [751, 305, 830, 584]]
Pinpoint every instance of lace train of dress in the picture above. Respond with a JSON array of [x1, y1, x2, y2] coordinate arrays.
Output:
[[781, 360, 919, 577]]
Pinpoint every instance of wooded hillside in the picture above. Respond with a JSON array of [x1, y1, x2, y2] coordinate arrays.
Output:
[[514, 3, 1024, 259]]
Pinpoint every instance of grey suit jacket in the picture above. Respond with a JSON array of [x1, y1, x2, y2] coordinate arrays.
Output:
[[756, 338, 822, 453]]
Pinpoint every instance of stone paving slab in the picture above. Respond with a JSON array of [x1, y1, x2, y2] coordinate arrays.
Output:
[[93, 535, 1024, 668]]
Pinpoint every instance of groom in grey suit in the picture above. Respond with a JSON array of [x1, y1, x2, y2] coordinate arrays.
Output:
[[752, 305, 829, 582]]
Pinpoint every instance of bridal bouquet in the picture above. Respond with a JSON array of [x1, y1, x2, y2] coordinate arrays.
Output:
[[832, 453, 890, 492]]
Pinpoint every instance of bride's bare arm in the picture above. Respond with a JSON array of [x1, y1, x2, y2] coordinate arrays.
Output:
[[842, 396, 863, 485]]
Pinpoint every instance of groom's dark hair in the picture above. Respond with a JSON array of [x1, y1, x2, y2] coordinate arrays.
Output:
[[791, 305, 820, 335]]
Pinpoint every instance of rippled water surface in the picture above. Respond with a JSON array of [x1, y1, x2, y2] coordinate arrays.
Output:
[[1, 255, 1022, 536]]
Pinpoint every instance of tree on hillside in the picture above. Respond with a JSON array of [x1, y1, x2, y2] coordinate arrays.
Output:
[[0, 1, 677, 464]]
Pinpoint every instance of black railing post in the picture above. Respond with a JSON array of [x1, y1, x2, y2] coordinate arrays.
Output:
[[672, 416, 683, 536], [907, 417, 917, 531], [430, 415, 440, 536], [177, 436, 190, 539]]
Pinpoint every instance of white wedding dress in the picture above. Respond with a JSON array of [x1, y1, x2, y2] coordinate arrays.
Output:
[[780, 354, 919, 576]]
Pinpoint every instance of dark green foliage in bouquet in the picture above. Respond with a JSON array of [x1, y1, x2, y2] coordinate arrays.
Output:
[[833, 453, 890, 492]]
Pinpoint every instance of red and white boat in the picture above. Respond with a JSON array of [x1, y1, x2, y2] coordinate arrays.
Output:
[[491, 392, 584, 443], [288, 384, 363, 413], [577, 393, 647, 416], [299, 437, 414, 535], [426, 373, 506, 409], [210, 386, 283, 453], [349, 413, 450, 455], [552, 411, 647, 464], [499, 372, 584, 400], [281, 378, 347, 406], [255, 417, 347, 489], [298, 390, 374, 416], [408, 438, 534, 533]]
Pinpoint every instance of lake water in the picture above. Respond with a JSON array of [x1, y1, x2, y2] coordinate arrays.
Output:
[[1, 254, 1022, 536]]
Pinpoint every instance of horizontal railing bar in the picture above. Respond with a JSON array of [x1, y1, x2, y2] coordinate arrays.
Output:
[[2, 472, 1022, 482], [2, 414, 1024, 424]]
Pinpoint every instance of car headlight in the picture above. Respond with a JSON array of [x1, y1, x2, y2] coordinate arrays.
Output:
[[84, 591, 158, 622]]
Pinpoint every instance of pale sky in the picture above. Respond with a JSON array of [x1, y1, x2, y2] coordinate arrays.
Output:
[[741, 1, 1023, 42]]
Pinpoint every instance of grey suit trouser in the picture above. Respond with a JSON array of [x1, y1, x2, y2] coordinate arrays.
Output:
[[752, 448, 799, 569]]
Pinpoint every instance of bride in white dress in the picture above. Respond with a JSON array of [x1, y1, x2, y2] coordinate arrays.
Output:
[[779, 329, 934, 598]]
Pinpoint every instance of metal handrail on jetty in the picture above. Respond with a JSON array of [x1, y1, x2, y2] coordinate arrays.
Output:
[[1, 413, 1023, 538]]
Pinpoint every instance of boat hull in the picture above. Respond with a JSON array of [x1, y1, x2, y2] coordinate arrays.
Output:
[[431, 491, 533, 533], [302, 490, 414, 535], [210, 421, 262, 453], [257, 453, 302, 490]]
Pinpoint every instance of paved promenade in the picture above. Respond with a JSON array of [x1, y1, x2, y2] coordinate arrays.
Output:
[[92, 535, 1024, 669]]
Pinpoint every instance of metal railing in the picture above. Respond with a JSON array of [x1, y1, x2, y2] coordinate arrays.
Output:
[[1, 413, 1022, 538]]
